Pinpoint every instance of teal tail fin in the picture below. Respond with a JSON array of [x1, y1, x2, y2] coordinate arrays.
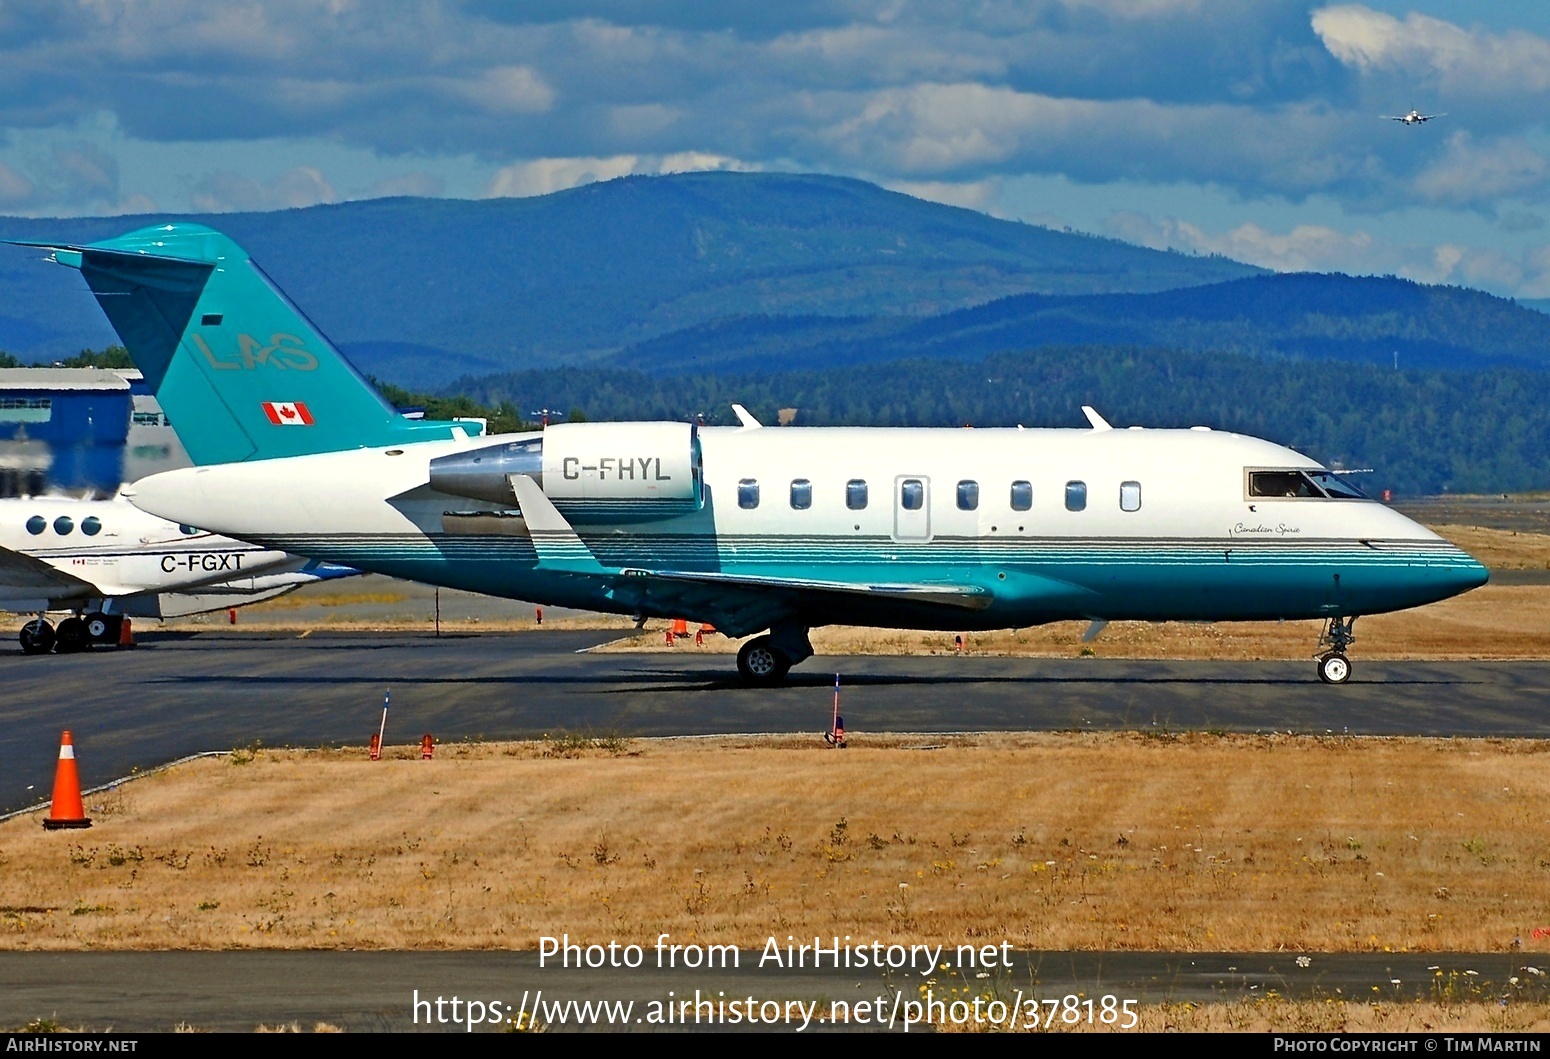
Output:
[[10, 223, 476, 464]]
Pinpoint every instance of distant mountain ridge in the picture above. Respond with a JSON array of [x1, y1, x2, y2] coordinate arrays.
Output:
[[0, 172, 1258, 388], [608, 272, 1550, 375]]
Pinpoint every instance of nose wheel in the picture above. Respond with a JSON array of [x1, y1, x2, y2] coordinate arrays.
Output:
[[1317, 652, 1351, 685], [1315, 616, 1357, 684]]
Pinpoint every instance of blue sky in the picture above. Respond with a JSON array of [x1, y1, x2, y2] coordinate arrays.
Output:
[[3, 1, 1550, 297]]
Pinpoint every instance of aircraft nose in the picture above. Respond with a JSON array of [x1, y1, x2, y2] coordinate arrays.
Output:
[[1435, 547, 1489, 596]]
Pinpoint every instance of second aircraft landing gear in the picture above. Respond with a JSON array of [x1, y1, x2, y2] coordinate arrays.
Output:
[[19, 617, 54, 655], [17, 612, 124, 655], [55, 616, 91, 653], [1316, 616, 1357, 685]]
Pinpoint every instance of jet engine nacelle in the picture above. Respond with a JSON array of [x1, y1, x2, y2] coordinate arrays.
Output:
[[428, 421, 703, 522]]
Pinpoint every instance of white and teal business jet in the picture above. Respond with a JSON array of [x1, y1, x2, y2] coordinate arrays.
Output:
[[13, 224, 1488, 685]]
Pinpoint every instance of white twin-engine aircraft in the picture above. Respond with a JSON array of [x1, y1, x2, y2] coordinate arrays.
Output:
[[0, 494, 356, 654], [17, 223, 1489, 684]]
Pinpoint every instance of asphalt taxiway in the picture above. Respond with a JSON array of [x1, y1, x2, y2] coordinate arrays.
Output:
[[0, 949, 1539, 1032], [4, 629, 1550, 814]]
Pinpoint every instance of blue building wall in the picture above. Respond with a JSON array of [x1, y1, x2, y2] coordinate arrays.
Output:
[[0, 376, 133, 496]]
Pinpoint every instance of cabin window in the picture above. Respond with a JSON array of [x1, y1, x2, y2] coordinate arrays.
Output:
[[901, 480, 924, 510], [738, 479, 760, 509], [1065, 481, 1087, 512], [81, 516, 102, 536], [26, 515, 45, 535], [1120, 481, 1141, 512], [1010, 481, 1032, 511], [790, 479, 812, 509], [179, 524, 200, 535], [53, 516, 74, 535], [846, 479, 868, 510], [956, 480, 979, 511]]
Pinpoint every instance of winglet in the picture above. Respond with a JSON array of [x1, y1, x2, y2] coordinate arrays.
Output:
[[1081, 406, 1113, 431], [508, 474, 605, 573], [731, 404, 762, 429]]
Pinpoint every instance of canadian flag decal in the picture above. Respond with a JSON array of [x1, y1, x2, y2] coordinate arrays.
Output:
[[262, 401, 314, 425]]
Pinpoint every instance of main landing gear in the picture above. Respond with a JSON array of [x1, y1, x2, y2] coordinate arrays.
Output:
[[18, 613, 124, 656], [736, 622, 814, 685], [1316, 616, 1357, 685]]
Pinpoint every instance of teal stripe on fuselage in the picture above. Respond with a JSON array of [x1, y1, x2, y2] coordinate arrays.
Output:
[[236, 532, 1486, 626]]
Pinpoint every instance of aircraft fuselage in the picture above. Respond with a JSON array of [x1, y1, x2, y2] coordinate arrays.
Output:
[[125, 423, 1486, 631]]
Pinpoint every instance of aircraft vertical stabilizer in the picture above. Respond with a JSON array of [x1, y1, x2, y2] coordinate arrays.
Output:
[[9, 225, 472, 463]]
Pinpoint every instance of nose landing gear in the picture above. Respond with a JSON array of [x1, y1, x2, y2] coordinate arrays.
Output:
[[1316, 616, 1357, 685]]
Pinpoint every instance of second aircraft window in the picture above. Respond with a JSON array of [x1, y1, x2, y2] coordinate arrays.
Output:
[[790, 479, 812, 510], [1010, 481, 1032, 511], [738, 479, 760, 509], [956, 480, 979, 511], [846, 480, 868, 510]]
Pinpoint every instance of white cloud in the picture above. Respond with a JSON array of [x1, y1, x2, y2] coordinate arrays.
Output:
[[190, 166, 338, 213], [886, 177, 1006, 214], [0, 161, 34, 207], [1106, 211, 1375, 272], [485, 155, 641, 198], [460, 66, 556, 114], [1313, 4, 1550, 94], [1411, 132, 1550, 207], [484, 151, 755, 198], [367, 171, 444, 198], [1104, 208, 1550, 298]]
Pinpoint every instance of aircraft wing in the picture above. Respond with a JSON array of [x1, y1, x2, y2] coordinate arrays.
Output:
[[505, 473, 996, 635], [0, 545, 99, 600], [607, 568, 993, 638]]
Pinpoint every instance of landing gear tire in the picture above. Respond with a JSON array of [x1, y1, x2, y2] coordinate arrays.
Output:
[[1317, 652, 1351, 685], [19, 619, 55, 655], [54, 617, 91, 654], [737, 636, 791, 685], [85, 614, 122, 645]]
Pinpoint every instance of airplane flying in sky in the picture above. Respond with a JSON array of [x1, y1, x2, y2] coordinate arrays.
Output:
[[1384, 109, 1443, 125], [1, 493, 356, 654], [12, 224, 1489, 684]]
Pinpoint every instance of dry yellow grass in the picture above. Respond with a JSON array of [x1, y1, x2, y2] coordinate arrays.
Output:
[[980, 999, 1550, 1033], [5, 734, 1550, 955], [1433, 525, 1550, 570], [594, 582, 1550, 660]]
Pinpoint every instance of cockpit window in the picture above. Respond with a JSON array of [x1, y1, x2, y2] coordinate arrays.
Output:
[[1307, 471, 1368, 500], [1249, 469, 1368, 500], [1249, 471, 1321, 498]]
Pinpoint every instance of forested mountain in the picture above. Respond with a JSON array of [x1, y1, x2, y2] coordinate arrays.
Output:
[[611, 273, 1550, 375], [454, 345, 1550, 496], [0, 173, 1256, 387]]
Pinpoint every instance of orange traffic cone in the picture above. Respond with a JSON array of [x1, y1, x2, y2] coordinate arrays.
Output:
[[117, 617, 135, 648], [43, 731, 91, 830]]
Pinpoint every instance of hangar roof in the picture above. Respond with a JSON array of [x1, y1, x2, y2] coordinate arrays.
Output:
[[0, 368, 131, 392]]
